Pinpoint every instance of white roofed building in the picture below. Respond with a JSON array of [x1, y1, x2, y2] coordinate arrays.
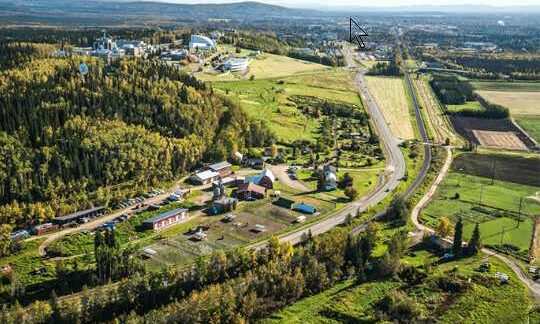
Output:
[[189, 35, 216, 51]]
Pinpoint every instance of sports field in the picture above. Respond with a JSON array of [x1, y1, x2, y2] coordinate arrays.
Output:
[[365, 76, 414, 140], [414, 77, 462, 145]]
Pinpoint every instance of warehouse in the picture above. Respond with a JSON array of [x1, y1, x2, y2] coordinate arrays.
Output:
[[142, 208, 189, 230]]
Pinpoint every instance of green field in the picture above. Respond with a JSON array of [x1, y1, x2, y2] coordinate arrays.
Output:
[[515, 116, 540, 143], [446, 100, 484, 113], [264, 250, 533, 323], [212, 70, 363, 142], [422, 172, 540, 251], [296, 169, 380, 200]]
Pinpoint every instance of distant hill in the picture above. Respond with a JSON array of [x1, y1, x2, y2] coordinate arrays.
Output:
[[0, 1, 322, 26]]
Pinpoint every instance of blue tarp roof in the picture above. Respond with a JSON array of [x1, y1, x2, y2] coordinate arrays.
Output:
[[292, 203, 316, 214], [143, 208, 188, 224]]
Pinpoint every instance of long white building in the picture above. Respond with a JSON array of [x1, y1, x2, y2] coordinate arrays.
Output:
[[222, 57, 250, 72]]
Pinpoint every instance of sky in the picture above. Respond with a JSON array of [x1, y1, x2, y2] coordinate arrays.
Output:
[[153, 0, 540, 7]]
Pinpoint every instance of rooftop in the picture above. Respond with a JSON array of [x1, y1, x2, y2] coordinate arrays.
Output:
[[194, 170, 220, 180], [143, 208, 188, 224], [209, 161, 232, 171], [54, 206, 105, 221]]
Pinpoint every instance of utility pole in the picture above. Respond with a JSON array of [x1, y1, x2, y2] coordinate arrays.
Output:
[[478, 182, 485, 205], [517, 197, 523, 228], [500, 226, 505, 245]]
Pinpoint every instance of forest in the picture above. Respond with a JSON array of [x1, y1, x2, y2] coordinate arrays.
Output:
[[0, 42, 273, 229]]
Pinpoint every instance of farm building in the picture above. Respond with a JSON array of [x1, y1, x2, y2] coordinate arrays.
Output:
[[209, 161, 233, 177], [246, 169, 275, 189], [244, 157, 265, 169], [142, 208, 188, 230], [191, 170, 220, 185], [292, 203, 317, 214], [32, 223, 59, 235], [234, 182, 267, 200], [53, 206, 105, 226]]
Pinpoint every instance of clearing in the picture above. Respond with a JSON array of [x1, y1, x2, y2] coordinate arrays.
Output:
[[365, 76, 415, 140]]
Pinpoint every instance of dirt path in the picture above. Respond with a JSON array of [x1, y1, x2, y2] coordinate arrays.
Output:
[[410, 146, 540, 301]]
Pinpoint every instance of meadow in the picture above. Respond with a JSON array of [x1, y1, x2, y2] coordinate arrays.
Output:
[[296, 169, 381, 200], [476, 90, 540, 116], [364, 76, 415, 140], [446, 100, 484, 114], [212, 70, 363, 142], [264, 250, 534, 323]]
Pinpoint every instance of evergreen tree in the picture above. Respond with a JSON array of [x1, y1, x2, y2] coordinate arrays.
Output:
[[467, 223, 481, 256], [452, 218, 463, 256]]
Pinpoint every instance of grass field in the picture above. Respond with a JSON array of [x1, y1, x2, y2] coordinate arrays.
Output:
[[196, 51, 328, 81], [264, 250, 533, 323], [472, 81, 540, 92], [212, 70, 363, 142], [446, 100, 484, 114], [365, 76, 414, 140], [515, 116, 540, 143], [422, 172, 540, 251], [413, 77, 462, 145]]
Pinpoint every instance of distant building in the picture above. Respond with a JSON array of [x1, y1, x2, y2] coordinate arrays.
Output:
[[53, 206, 105, 226], [209, 161, 233, 177], [191, 170, 220, 185], [222, 57, 250, 72], [234, 182, 266, 200], [189, 35, 216, 51], [32, 223, 59, 235], [142, 208, 188, 230]]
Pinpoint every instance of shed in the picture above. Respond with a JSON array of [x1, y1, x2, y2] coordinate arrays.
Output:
[[253, 224, 266, 232], [292, 203, 317, 214]]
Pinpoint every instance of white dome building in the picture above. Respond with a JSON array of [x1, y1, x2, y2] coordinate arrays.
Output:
[[189, 35, 216, 51]]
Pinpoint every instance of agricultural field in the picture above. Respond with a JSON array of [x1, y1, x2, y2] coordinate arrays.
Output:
[[364, 76, 415, 140], [472, 130, 528, 151], [451, 116, 535, 150], [196, 50, 327, 81], [422, 170, 540, 257], [413, 76, 462, 145], [263, 250, 534, 323], [212, 69, 364, 142]]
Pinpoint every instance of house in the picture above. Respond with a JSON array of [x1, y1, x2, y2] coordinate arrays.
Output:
[[234, 182, 266, 200], [212, 196, 237, 214], [142, 208, 188, 230], [10, 230, 30, 241], [292, 203, 317, 214], [191, 170, 220, 185], [246, 169, 275, 189], [323, 165, 337, 191], [53, 206, 105, 226], [209, 161, 233, 177]]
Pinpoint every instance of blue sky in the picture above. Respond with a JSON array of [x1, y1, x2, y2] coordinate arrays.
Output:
[[155, 0, 540, 6]]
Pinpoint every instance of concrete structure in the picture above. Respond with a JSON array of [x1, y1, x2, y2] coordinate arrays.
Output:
[[189, 35, 216, 51], [142, 208, 188, 230]]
